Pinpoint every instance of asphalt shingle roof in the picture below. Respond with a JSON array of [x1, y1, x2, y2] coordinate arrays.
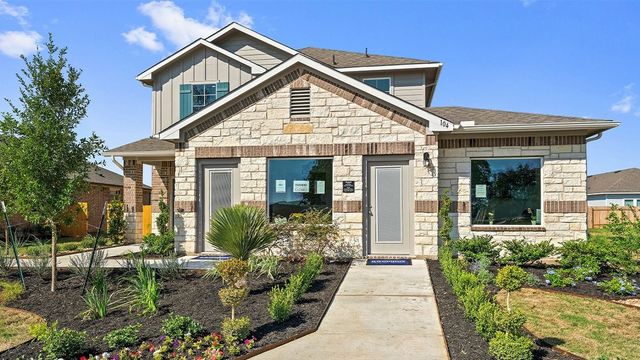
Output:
[[299, 47, 438, 68], [426, 106, 614, 126], [88, 166, 150, 189], [105, 138, 175, 154], [587, 168, 640, 195]]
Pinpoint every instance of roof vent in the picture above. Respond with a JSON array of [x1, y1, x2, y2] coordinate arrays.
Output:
[[290, 88, 311, 116], [332, 54, 337, 65]]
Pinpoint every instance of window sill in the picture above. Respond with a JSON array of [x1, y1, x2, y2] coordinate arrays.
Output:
[[470, 225, 546, 232]]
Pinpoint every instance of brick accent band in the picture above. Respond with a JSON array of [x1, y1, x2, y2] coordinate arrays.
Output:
[[451, 201, 470, 213], [471, 225, 547, 232], [544, 200, 587, 213], [415, 200, 438, 213], [174, 201, 196, 213], [425, 135, 437, 146], [439, 135, 585, 149], [241, 200, 266, 209], [195, 142, 415, 159], [333, 200, 362, 213]]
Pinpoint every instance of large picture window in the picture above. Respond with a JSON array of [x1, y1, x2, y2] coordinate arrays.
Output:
[[268, 158, 332, 221], [471, 158, 542, 225]]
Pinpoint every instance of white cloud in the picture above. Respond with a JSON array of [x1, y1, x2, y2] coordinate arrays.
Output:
[[129, 1, 253, 51], [0, 30, 41, 58], [0, 0, 28, 26], [611, 83, 637, 115], [122, 27, 164, 52]]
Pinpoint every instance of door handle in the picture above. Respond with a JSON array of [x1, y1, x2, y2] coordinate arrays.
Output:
[[368, 206, 373, 217]]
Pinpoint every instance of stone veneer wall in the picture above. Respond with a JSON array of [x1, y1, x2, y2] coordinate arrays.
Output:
[[438, 139, 588, 245], [173, 69, 440, 256]]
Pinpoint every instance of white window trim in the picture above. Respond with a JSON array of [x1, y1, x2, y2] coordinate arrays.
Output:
[[363, 77, 392, 94], [469, 157, 544, 227], [623, 199, 635, 207]]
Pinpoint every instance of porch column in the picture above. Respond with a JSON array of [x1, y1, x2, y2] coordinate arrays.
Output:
[[123, 159, 144, 243], [151, 161, 175, 233]]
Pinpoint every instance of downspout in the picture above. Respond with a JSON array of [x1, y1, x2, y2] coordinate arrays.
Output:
[[111, 155, 124, 170], [586, 132, 603, 143]]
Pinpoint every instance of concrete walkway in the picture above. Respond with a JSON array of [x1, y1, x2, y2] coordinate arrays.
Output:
[[255, 260, 448, 360]]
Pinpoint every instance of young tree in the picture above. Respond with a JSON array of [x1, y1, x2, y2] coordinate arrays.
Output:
[[0, 34, 105, 291]]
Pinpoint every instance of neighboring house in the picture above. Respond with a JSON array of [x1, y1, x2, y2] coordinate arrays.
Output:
[[105, 23, 618, 257], [587, 168, 640, 207]]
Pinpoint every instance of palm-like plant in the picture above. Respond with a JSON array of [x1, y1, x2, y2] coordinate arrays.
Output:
[[207, 205, 276, 260]]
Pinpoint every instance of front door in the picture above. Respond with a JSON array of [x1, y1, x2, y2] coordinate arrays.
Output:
[[368, 160, 412, 255], [202, 164, 239, 253]]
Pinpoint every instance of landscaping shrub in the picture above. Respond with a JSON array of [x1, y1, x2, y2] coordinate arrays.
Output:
[[476, 302, 527, 341], [80, 272, 112, 320], [162, 314, 204, 339], [248, 254, 280, 280], [0, 280, 23, 304], [559, 237, 637, 276], [216, 258, 250, 287], [543, 268, 575, 287], [156, 190, 171, 235], [30, 322, 87, 360], [470, 255, 494, 285], [141, 232, 174, 256], [222, 316, 251, 356], [272, 209, 342, 260], [496, 265, 529, 312], [454, 235, 499, 262], [125, 256, 160, 315], [80, 234, 105, 249], [598, 276, 638, 295], [498, 239, 555, 266], [301, 252, 324, 285], [59, 242, 79, 252], [285, 272, 308, 302], [207, 204, 276, 261], [158, 254, 185, 280], [460, 284, 488, 320], [488, 331, 534, 360], [103, 324, 141, 349], [107, 197, 127, 244], [268, 285, 294, 322], [219, 287, 249, 319], [439, 190, 453, 246]]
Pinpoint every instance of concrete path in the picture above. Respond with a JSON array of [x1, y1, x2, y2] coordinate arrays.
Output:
[[255, 260, 449, 360]]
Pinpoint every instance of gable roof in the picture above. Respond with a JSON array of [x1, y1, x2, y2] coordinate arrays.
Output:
[[299, 47, 439, 69], [206, 22, 298, 56], [136, 39, 266, 83], [89, 166, 150, 189], [157, 54, 454, 140], [428, 106, 618, 135], [587, 168, 640, 195], [104, 137, 175, 157]]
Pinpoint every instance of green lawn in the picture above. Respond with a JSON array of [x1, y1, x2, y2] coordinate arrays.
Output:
[[497, 288, 640, 359]]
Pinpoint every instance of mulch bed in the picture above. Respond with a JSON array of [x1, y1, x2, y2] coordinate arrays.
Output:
[[0, 260, 349, 359], [427, 260, 573, 360]]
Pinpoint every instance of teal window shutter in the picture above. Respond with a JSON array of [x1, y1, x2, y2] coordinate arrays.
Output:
[[216, 82, 229, 99], [179, 84, 192, 119]]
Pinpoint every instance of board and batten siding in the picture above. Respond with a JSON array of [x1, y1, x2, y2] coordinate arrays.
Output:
[[216, 32, 291, 70], [355, 71, 427, 107], [152, 46, 253, 134]]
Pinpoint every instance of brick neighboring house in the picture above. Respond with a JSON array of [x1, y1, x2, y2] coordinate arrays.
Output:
[[105, 23, 618, 257]]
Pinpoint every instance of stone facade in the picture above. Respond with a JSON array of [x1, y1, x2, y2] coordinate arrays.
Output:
[[173, 69, 439, 256], [438, 139, 588, 245]]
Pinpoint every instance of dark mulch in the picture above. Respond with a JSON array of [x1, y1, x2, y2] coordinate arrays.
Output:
[[1, 261, 349, 359], [427, 260, 572, 360]]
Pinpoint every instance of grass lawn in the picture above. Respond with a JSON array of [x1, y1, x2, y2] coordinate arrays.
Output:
[[0, 306, 43, 352], [497, 288, 640, 359]]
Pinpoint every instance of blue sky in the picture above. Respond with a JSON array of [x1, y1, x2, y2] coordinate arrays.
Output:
[[1, 0, 638, 184]]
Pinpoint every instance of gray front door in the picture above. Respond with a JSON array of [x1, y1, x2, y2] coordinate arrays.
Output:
[[202, 165, 239, 253], [368, 160, 412, 255]]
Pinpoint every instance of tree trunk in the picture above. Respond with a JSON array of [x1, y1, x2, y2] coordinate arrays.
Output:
[[50, 222, 57, 292], [506, 291, 511, 313]]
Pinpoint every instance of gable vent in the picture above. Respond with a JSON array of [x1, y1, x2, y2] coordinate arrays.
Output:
[[290, 87, 311, 116]]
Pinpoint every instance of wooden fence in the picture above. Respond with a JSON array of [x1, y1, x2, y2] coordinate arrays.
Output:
[[588, 206, 640, 229], [59, 202, 88, 237]]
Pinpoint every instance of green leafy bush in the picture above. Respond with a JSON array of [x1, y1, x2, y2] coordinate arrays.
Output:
[[103, 324, 141, 349], [59, 242, 79, 252], [107, 197, 127, 244], [496, 265, 529, 312], [543, 269, 575, 288], [156, 190, 170, 235], [0, 280, 23, 304], [216, 258, 250, 287], [161, 314, 204, 339], [439, 190, 453, 246], [301, 252, 324, 285], [221, 316, 251, 356], [460, 284, 488, 320], [488, 331, 534, 360], [559, 237, 637, 276], [248, 255, 280, 280], [268, 285, 294, 322], [285, 272, 308, 302], [80, 234, 105, 249], [598, 276, 638, 295], [499, 239, 555, 266], [31, 322, 87, 360], [454, 236, 499, 262], [476, 302, 527, 341], [141, 232, 174, 256], [219, 287, 249, 319], [470, 255, 494, 285]]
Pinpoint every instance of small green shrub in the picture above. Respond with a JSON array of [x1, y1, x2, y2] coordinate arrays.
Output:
[[268, 285, 294, 322], [249, 255, 280, 280], [156, 190, 170, 235], [140, 232, 174, 256], [543, 269, 575, 288], [285, 272, 308, 302], [0, 280, 23, 304], [80, 275, 110, 319], [107, 198, 127, 244], [499, 239, 555, 266], [125, 256, 160, 315], [221, 316, 251, 356], [301, 252, 324, 284], [454, 236, 499, 262], [598, 276, 638, 295], [496, 265, 529, 312], [488, 331, 534, 360], [103, 324, 141, 349], [470, 255, 494, 285], [161, 314, 204, 338], [460, 284, 488, 320], [218, 287, 248, 319], [59, 242, 79, 252], [216, 258, 250, 287], [475, 302, 525, 341], [32, 322, 87, 360], [80, 234, 98, 249]]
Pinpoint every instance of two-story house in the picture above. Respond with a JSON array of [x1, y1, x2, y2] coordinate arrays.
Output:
[[105, 23, 618, 257]]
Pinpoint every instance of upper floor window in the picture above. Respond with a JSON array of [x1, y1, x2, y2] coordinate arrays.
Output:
[[363, 77, 391, 93], [179, 82, 229, 119]]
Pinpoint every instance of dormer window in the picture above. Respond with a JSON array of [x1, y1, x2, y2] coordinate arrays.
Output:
[[179, 82, 229, 119], [363, 77, 391, 94]]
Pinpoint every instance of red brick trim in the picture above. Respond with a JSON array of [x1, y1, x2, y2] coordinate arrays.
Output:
[[449, 201, 470, 213], [241, 200, 266, 209], [174, 201, 196, 213], [425, 135, 438, 146], [415, 200, 438, 213], [544, 200, 587, 213], [195, 142, 415, 159], [471, 225, 547, 232], [439, 135, 585, 149], [333, 200, 362, 213]]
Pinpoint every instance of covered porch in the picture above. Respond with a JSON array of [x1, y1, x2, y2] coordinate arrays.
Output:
[[104, 138, 176, 244]]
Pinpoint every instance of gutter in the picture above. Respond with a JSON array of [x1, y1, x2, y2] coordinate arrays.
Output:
[[444, 121, 620, 134], [586, 132, 603, 142], [111, 156, 124, 170]]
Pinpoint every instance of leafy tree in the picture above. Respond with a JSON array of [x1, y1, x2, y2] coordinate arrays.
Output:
[[107, 196, 127, 244], [155, 189, 169, 235], [0, 34, 105, 291]]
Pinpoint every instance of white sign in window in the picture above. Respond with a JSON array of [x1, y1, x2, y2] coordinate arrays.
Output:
[[275, 180, 286, 193], [293, 180, 310, 193], [475, 184, 487, 198], [316, 180, 325, 194]]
